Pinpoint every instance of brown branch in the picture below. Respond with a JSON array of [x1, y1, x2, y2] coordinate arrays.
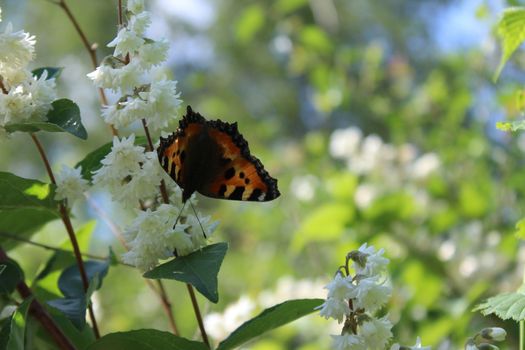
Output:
[[187, 284, 210, 348], [31, 133, 100, 339], [156, 280, 179, 335], [0, 248, 77, 350]]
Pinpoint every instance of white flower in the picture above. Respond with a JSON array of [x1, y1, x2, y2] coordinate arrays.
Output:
[[122, 204, 190, 270], [140, 79, 181, 132], [54, 165, 89, 204], [349, 276, 391, 313], [27, 71, 57, 118], [102, 95, 150, 128], [360, 317, 393, 349], [127, 0, 145, 14], [329, 127, 362, 159], [87, 59, 142, 92], [410, 153, 440, 180], [0, 23, 35, 73], [108, 28, 145, 57], [318, 297, 350, 323], [137, 39, 169, 69], [183, 213, 219, 252], [113, 152, 163, 206], [331, 334, 366, 350], [398, 337, 431, 349], [324, 273, 353, 300], [0, 85, 33, 125], [129, 12, 151, 36], [352, 243, 389, 277]]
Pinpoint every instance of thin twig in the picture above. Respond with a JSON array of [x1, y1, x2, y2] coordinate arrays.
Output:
[[0, 232, 106, 260], [0, 248, 77, 350], [31, 133, 100, 339], [187, 284, 210, 348], [157, 280, 179, 335]]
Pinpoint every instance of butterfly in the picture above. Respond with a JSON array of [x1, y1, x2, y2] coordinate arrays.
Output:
[[157, 106, 280, 203]]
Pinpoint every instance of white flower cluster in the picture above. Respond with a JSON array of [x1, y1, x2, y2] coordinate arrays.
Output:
[[121, 204, 218, 270], [92, 134, 163, 207], [464, 327, 507, 350], [87, 0, 181, 132], [0, 15, 57, 135], [329, 127, 440, 209], [318, 243, 393, 350], [54, 165, 89, 204]]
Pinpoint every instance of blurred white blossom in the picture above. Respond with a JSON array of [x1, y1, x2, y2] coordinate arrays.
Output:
[[360, 317, 393, 349], [0, 23, 35, 75], [54, 165, 89, 204], [331, 334, 366, 350]]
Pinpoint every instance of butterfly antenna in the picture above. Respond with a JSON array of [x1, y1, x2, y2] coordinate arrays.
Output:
[[173, 201, 187, 229], [189, 201, 207, 239]]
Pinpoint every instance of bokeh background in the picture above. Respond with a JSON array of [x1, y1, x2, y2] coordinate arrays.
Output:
[[2, 0, 524, 348]]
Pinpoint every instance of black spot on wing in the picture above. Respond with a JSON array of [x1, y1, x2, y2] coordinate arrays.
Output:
[[224, 167, 235, 180], [229, 186, 245, 200], [218, 184, 227, 197], [248, 188, 263, 201]]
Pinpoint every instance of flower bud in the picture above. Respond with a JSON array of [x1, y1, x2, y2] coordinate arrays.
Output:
[[480, 327, 506, 342]]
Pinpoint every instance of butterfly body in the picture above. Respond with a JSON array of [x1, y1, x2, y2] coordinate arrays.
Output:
[[158, 106, 280, 203]]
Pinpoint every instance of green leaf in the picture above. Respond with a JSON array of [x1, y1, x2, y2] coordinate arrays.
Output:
[[516, 218, 525, 239], [76, 136, 148, 181], [300, 26, 333, 54], [4, 297, 32, 350], [494, 7, 525, 80], [496, 120, 525, 132], [235, 5, 265, 43], [143, 243, 228, 303], [274, 0, 308, 14], [5, 99, 87, 140], [291, 203, 354, 251], [45, 306, 95, 349], [31, 67, 63, 80], [47, 260, 110, 330], [0, 172, 60, 249], [58, 260, 109, 298], [46, 298, 86, 330], [86, 329, 208, 350], [474, 291, 525, 321], [217, 299, 324, 350], [0, 259, 23, 295]]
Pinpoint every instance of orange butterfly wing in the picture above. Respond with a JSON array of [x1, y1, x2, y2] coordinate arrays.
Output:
[[158, 106, 280, 203], [199, 119, 280, 201]]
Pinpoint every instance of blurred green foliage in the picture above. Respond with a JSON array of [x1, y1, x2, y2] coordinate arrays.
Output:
[[2, 0, 525, 349]]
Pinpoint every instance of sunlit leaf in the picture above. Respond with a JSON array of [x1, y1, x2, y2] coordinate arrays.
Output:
[[292, 203, 354, 251], [474, 291, 525, 321], [496, 120, 525, 132], [4, 297, 32, 350], [86, 329, 208, 350], [217, 299, 323, 350], [143, 243, 228, 303], [515, 218, 525, 239], [494, 7, 525, 80], [235, 5, 265, 43]]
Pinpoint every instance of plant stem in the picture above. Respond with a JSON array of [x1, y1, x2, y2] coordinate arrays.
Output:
[[0, 248, 77, 350], [156, 280, 179, 335], [0, 231, 106, 261], [31, 133, 100, 339], [187, 284, 210, 348], [141, 118, 209, 343]]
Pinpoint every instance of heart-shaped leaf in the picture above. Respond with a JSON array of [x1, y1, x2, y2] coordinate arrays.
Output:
[[143, 243, 228, 303], [5, 99, 87, 140], [58, 260, 109, 298], [47, 297, 87, 330], [217, 299, 324, 350], [86, 329, 208, 350], [3, 297, 32, 350]]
